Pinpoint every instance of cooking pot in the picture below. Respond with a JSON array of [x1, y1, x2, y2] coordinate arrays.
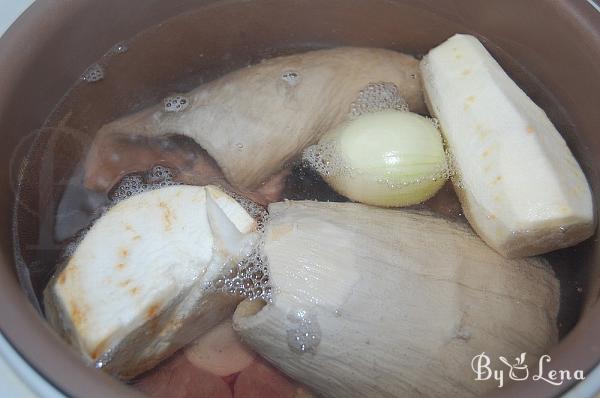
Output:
[[0, 1, 599, 397]]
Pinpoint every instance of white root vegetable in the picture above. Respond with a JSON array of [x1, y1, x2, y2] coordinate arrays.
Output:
[[184, 319, 256, 377], [420, 34, 595, 258], [233, 201, 559, 398], [44, 185, 258, 379], [307, 110, 447, 207], [84, 47, 425, 192]]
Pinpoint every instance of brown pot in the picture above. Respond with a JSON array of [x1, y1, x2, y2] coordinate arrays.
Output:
[[0, 1, 599, 397]]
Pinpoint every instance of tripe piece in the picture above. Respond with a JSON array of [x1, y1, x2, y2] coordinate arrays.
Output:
[[84, 47, 425, 192], [421, 34, 595, 258], [234, 201, 559, 398], [44, 185, 257, 379]]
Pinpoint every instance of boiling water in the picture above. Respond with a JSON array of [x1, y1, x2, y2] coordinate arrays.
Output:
[[11, 7, 588, 395]]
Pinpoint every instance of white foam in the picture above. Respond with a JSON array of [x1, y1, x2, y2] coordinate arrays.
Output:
[[81, 64, 105, 83], [212, 238, 273, 302], [110, 165, 180, 203], [350, 82, 409, 118], [302, 142, 350, 178], [109, 42, 128, 55], [282, 71, 301, 86], [163, 95, 189, 113]]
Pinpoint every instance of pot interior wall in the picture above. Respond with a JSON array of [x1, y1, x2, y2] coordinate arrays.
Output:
[[0, 1, 599, 398]]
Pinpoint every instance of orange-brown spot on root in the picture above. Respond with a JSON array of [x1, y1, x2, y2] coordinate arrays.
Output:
[[120, 279, 132, 287], [115, 263, 127, 271], [119, 248, 129, 257], [147, 304, 160, 319], [159, 201, 175, 231], [59, 262, 77, 286], [462, 69, 471, 76], [125, 224, 142, 240], [488, 214, 497, 220], [90, 339, 109, 360], [526, 126, 535, 134], [492, 175, 503, 185], [130, 287, 140, 296], [70, 301, 86, 327]]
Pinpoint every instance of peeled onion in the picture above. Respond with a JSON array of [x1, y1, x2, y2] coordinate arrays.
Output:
[[305, 110, 448, 207]]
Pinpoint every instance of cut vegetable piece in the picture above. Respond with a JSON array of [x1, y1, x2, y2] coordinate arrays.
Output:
[[44, 185, 258, 379], [234, 358, 315, 398], [306, 110, 447, 207], [421, 33, 595, 257], [234, 201, 559, 398], [184, 319, 256, 377], [85, 47, 424, 192]]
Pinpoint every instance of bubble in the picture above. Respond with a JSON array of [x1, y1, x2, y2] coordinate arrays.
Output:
[[282, 71, 301, 86], [302, 142, 350, 179], [109, 42, 128, 55], [286, 309, 321, 354], [559, 225, 569, 233], [218, 187, 269, 233], [350, 82, 409, 118], [443, 147, 460, 186], [111, 174, 145, 202], [110, 165, 181, 203], [214, 277, 225, 289], [163, 95, 189, 113], [81, 64, 105, 83], [427, 116, 440, 130], [212, 237, 273, 302], [147, 165, 174, 184], [63, 233, 86, 259]]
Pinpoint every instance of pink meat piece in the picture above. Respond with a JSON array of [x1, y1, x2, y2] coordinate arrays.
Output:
[[133, 353, 232, 398], [84, 136, 223, 193], [83, 136, 287, 206], [233, 358, 314, 398], [422, 181, 463, 219]]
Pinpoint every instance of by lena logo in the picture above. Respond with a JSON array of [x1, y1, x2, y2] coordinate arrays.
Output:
[[471, 352, 585, 388]]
